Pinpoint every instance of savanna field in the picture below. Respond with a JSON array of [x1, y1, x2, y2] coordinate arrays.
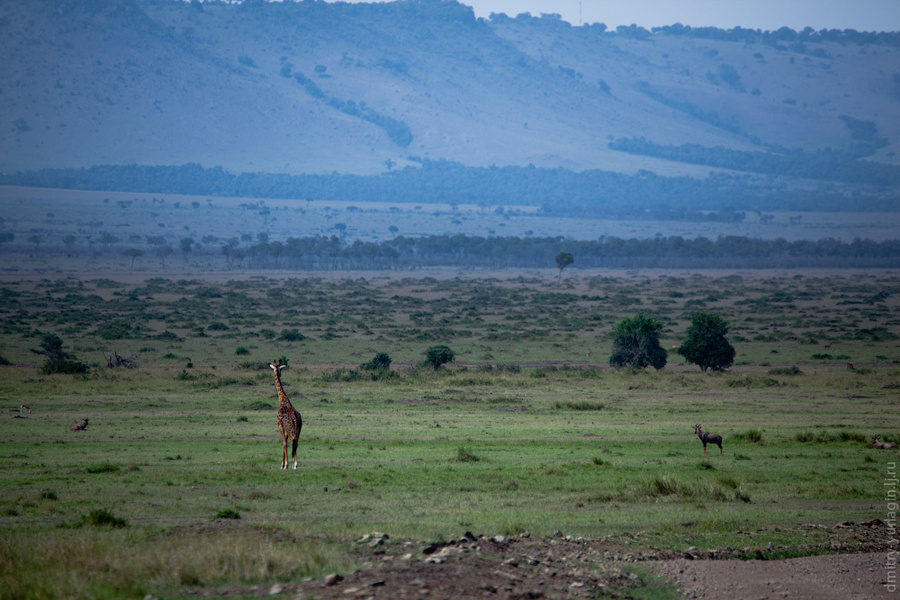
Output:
[[1, 270, 898, 599]]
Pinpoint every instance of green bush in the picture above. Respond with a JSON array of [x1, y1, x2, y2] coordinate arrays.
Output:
[[768, 366, 802, 376], [361, 352, 392, 371], [278, 328, 305, 342], [86, 463, 120, 474], [425, 345, 455, 370], [78, 509, 128, 528], [41, 357, 90, 375], [456, 447, 479, 462]]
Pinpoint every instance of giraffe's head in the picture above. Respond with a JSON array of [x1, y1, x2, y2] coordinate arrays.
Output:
[[270, 359, 287, 373]]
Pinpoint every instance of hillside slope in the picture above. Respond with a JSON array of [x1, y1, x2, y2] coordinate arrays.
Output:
[[1, 0, 898, 178]]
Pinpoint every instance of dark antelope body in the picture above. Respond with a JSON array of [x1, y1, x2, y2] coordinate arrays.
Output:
[[694, 424, 723, 455]]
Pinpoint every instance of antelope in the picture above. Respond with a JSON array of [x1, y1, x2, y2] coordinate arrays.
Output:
[[69, 418, 89, 431], [694, 424, 723, 455], [874, 436, 898, 449]]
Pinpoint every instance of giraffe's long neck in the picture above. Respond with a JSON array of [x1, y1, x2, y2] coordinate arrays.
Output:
[[274, 370, 291, 406]]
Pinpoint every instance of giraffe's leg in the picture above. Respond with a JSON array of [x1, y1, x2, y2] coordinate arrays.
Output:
[[282, 435, 288, 470], [292, 438, 299, 470]]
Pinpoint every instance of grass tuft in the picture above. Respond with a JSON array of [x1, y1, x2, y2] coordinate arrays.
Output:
[[77, 509, 128, 528], [732, 429, 763, 443], [86, 463, 120, 474], [456, 447, 480, 462], [555, 401, 605, 411]]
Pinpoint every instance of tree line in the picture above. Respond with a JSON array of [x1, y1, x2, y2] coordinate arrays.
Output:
[[609, 137, 898, 186], [1, 161, 895, 213], [239, 234, 900, 270]]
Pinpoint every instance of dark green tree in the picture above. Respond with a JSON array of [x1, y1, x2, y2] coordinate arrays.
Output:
[[678, 312, 735, 372], [32, 333, 90, 375], [424, 345, 455, 370], [555, 252, 574, 286], [609, 315, 667, 370], [361, 352, 392, 371]]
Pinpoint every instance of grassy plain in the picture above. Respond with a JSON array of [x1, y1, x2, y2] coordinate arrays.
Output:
[[1, 270, 898, 599]]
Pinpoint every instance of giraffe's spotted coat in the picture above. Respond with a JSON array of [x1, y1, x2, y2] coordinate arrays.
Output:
[[271, 360, 302, 470]]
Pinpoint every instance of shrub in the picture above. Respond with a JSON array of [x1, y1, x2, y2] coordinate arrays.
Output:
[[456, 447, 479, 462], [555, 401, 605, 411], [425, 345, 455, 370], [216, 509, 241, 520], [175, 369, 197, 381], [361, 352, 392, 371], [235, 347, 250, 355], [768, 366, 802, 376], [34, 333, 89, 374], [78, 508, 128, 528], [278, 328, 305, 342], [95, 320, 133, 340], [41, 357, 90, 375], [86, 463, 120, 474]]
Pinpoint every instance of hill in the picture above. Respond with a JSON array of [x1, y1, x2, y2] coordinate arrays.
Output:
[[1, 0, 898, 210]]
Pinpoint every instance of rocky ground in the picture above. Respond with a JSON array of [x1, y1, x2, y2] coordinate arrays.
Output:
[[280, 521, 894, 600]]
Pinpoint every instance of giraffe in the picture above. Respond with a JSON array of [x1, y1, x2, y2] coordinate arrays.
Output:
[[271, 359, 302, 470]]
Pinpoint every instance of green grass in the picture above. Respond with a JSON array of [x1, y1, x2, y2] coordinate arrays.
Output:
[[0, 272, 898, 598]]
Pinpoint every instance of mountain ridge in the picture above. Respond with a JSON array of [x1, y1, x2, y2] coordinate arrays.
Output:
[[2, 0, 899, 188]]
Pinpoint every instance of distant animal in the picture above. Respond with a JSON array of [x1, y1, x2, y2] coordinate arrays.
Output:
[[586, 350, 592, 359], [874, 436, 899, 449], [271, 359, 302, 470], [69, 418, 89, 431], [694, 424, 723, 455], [20, 404, 30, 414], [846, 362, 855, 371]]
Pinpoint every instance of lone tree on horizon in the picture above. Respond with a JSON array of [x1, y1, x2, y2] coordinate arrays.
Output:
[[555, 252, 574, 286]]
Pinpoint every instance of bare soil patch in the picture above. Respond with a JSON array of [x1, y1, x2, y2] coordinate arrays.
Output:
[[653, 552, 893, 600], [286, 526, 893, 600]]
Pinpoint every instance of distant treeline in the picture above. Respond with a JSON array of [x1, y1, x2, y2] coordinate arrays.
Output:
[[646, 23, 900, 48], [609, 138, 899, 186], [239, 234, 900, 270], [493, 11, 900, 47], [2, 161, 896, 213]]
